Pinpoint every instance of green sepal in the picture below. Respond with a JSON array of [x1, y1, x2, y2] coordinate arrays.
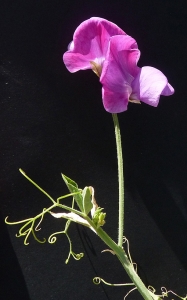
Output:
[[92, 207, 106, 228], [61, 174, 83, 212], [82, 187, 92, 215]]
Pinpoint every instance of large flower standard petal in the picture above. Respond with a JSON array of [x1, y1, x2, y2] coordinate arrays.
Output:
[[100, 35, 174, 113], [63, 17, 126, 76]]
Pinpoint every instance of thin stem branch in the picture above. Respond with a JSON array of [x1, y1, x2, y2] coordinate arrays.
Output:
[[112, 113, 124, 247]]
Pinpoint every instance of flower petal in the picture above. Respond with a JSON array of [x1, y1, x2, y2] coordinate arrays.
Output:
[[63, 17, 126, 73], [162, 82, 175, 96], [100, 35, 140, 113], [102, 87, 129, 113], [101, 35, 140, 87], [131, 66, 175, 107]]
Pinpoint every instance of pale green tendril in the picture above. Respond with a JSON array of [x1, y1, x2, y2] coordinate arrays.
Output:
[[122, 237, 133, 264], [124, 287, 138, 299], [48, 230, 67, 244], [148, 286, 187, 300], [5, 170, 87, 262], [5, 204, 55, 245], [19, 169, 56, 205], [65, 230, 84, 264], [48, 202, 84, 263], [93, 276, 135, 287], [93, 276, 137, 299], [122, 237, 137, 272]]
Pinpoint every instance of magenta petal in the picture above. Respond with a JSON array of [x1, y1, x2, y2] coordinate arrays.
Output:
[[131, 66, 175, 107], [100, 35, 140, 113], [101, 35, 140, 86], [109, 35, 140, 75], [102, 87, 129, 113], [63, 17, 126, 73]]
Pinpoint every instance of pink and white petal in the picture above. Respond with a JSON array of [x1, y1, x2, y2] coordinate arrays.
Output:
[[102, 87, 129, 113], [131, 66, 174, 107], [63, 17, 126, 73]]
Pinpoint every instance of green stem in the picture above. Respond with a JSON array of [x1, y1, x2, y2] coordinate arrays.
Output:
[[110, 114, 159, 299], [112, 113, 124, 247], [84, 215, 156, 300], [116, 246, 157, 300]]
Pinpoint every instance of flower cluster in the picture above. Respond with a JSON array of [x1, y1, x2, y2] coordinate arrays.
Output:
[[63, 17, 174, 113]]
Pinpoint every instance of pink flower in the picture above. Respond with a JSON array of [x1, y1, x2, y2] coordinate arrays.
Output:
[[63, 17, 126, 76], [100, 35, 174, 113], [63, 18, 174, 113]]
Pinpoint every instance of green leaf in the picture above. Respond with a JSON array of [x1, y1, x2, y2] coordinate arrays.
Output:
[[82, 187, 92, 215], [61, 174, 78, 188], [61, 174, 83, 212]]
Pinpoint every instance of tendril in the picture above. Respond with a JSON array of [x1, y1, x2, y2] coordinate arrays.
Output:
[[5, 172, 87, 264], [48, 231, 65, 244], [32, 221, 46, 244], [5, 204, 56, 244], [124, 287, 137, 299], [123, 237, 133, 265], [148, 286, 187, 299], [19, 169, 56, 205], [93, 277, 135, 287], [57, 192, 81, 204], [69, 251, 84, 262], [101, 249, 115, 255], [65, 227, 84, 264], [35, 208, 46, 231]]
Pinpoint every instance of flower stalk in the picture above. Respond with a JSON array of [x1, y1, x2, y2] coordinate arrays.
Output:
[[109, 113, 157, 299], [112, 113, 124, 247]]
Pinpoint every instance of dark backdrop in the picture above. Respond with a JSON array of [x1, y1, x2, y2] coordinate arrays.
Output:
[[1, 1, 187, 299]]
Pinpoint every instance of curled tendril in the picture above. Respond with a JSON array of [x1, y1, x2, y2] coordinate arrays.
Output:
[[48, 231, 65, 244], [148, 286, 156, 294], [148, 286, 187, 300], [122, 237, 133, 265], [101, 249, 115, 255], [5, 189, 82, 247], [65, 227, 84, 264], [66, 252, 84, 264], [124, 287, 138, 299], [93, 277, 101, 285], [5, 203, 56, 244], [93, 277, 135, 287], [122, 237, 137, 272], [5, 171, 89, 266], [47, 218, 84, 264], [35, 208, 46, 231], [6, 170, 96, 265], [13, 217, 46, 245]]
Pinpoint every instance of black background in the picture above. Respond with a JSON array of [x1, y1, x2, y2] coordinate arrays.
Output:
[[1, 1, 187, 299]]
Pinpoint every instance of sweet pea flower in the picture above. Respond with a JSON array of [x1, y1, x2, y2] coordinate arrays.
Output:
[[63, 17, 126, 76], [100, 35, 174, 113]]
